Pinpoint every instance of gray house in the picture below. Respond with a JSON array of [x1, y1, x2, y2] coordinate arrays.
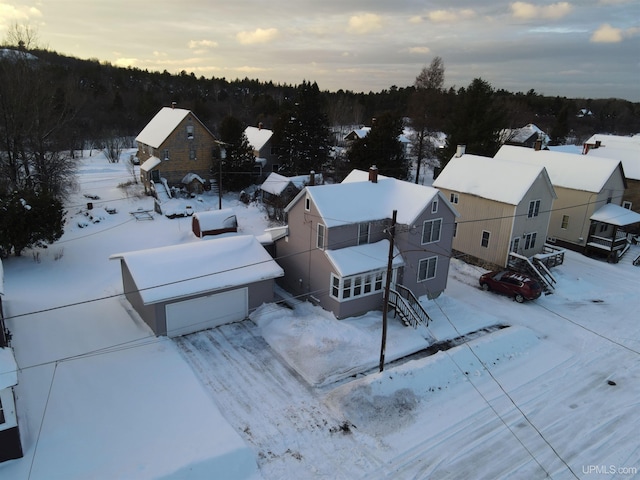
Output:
[[111, 235, 283, 337], [275, 168, 458, 320]]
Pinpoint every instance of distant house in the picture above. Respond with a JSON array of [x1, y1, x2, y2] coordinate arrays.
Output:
[[583, 134, 640, 219], [245, 124, 277, 178], [136, 105, 218, 197], [502, 124, 549, 149], [191, 209, 238, 238], [0, 260, 23, 463], [274, 167, 458, 321], [111, 236, 283, 337], [433, 150, 557, 270], [344, 126, 412, 156], [495, 145, 632, 259], [260, 171, 322, 219]]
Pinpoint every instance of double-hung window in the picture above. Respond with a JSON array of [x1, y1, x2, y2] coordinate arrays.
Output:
[[528, 199, 541, 218], [316, 223, 326, 250], [481, 230, 490, 248], [450, 192, 459, 204], [422, 218, 442, 244], [358, 222, 370, 245], [418, 257, 437, 282], [524, 232, 537, 250]]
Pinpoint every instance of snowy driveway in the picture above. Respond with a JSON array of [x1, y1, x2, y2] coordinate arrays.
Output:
[[175, 320, 387, 479]]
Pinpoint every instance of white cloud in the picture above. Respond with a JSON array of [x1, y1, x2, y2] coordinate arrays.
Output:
[[236, 27, 278, 45], [114, 57, 138, 68], [0, 3, 41, 22], [427, 9, 475, 23], [409, 46, 431, 54], [510, 2, 572, 20], [188, 39, 218, 50], [347, 13, 383, 34], [590, 24, 621, 42]]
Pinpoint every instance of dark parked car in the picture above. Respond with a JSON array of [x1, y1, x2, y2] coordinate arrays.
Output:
[[479, 270, 542, 303]]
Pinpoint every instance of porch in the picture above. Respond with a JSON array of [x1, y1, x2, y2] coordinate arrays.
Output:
[[585, 203, 640, 263]]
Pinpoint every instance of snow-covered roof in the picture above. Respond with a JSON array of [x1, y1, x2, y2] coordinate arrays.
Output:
[[135, 107, 192, 148], [584, 134, 640, 181], [261, 172, 297, 195], [182, 172, 206, 185], [245, 125, 273, 152], [344, 127, 371, 140], [140, 156, 161, 172], [433, 153, 555, 205], [110, 235, 283, 305], [325, 240, 404, 277], [293, 169, 452, 228], [494, 145, 624, 193], [0, 347, 18, 389], [590, 203, 640, 227], [193, 208, 237, 231], [505, 124, 549, 145]]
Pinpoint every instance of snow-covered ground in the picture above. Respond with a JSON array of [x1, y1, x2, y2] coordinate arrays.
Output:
[[1, 150, 639, 479]]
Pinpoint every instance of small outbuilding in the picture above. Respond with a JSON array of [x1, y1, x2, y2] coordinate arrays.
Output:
[[110, 235, 284, 337], [192, 209, 238, 238]]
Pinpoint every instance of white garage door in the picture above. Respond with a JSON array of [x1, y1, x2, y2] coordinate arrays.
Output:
[[165, 288, 248, 337]]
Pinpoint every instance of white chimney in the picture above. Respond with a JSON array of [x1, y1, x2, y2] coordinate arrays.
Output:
[[455, 145, 466, 157]]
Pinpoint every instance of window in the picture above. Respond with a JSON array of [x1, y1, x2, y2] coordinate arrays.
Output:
[[524, 232, 537, 250], [358, 223, 370, 245], [422, 218, 442, 244], [186, 125, 194, 139], [418, 257, 437, 282], [163, 149, 169, 160], [481, 230, 490, 248], [189, 147, 196, 160], [511, 237, 520, 253], [561, 215, 569, 229], [330, 271, 387, 301], [432, 199, 439, 213], [305, 196, 311, 211], [623, 201, 632, 210], [528, 199, 541, 218], [316, 223, 325, 249], [453, 222, 458, 238], [0, 396, 4, 424], [450, 192, 459, 204]]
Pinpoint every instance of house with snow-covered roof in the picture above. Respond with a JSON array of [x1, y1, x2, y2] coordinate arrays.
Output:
[[583, 134, 640, 219], [111, 235, 283, 337], [135, 105, 219, 197], [245, 124, 277, 178], [494, 145, 636, 260], [432, 150, 557, 270], [260, 171, 322, 219], [502, 124, 549, 149], [274, 167, 458, 321]]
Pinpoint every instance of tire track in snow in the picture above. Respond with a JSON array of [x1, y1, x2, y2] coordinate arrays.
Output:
[[175, 320, 386, 480]]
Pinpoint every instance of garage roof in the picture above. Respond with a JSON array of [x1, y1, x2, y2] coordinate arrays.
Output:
[[111, 235, 283, 305]]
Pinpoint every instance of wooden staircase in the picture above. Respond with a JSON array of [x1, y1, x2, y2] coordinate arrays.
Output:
[[388, 284, 432, 328], [508, 251, 557, 294]]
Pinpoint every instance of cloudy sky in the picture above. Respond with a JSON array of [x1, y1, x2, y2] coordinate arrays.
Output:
[[1, 1, 639, 100]]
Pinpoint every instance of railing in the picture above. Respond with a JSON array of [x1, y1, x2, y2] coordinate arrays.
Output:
[[588, 234, 628, 251], [388, 284, 431, 328], [539, 244, 565, 268]]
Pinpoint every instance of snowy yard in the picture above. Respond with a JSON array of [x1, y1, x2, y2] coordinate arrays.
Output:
[[1, 151, 639, 479]]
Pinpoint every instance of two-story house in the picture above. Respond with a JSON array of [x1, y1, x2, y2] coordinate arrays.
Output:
[[136, 105, 218, 196], [274, 167, 458, 320], [433, 151, 557, 270], [495, 145, 629, 256], [245, 124, 277, 178]]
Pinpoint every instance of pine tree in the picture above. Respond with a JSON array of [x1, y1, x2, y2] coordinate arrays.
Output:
[[218, 116, 256, 191]]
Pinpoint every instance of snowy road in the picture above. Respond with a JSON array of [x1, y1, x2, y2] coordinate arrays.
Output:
[[175, 321, 387, 479]]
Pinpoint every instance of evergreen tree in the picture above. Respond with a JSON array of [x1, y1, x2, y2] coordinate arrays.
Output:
[[0, 190, 64, 257], [218, 116, 256, 191], [549, 104, 569, 146], [347, 112, 408, 179], [274, 81, 330, 175], [437, 78, 506, 170]]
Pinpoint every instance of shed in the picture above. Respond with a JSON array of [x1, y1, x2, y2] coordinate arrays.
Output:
[[110, 235, 284, 337], [192, 209, 238, 238]]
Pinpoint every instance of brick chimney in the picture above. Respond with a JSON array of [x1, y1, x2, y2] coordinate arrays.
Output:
[[534, 139, 542, 151], [369, 165, 378, 183], [171, 101, 176, 109]]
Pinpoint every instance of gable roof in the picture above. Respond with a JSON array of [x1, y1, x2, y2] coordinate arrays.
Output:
[[494, 145, 625, 193], [261, 172, 298, 195], [136, 107, 212, 148], [583, 134, 640, 181], [110, 235, 283, 305], [192, 209, 237, 231], [245, 125, 273, 151], [433, 153, 555, 205], [289, 169, 455, 228], [591, 203, 640, 227]]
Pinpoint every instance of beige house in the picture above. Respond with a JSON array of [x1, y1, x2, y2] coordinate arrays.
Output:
[[433, 152, 556, 269], [583, 134, 640, 219], [135, 106, 218, 196], [495, 145, 627, 254]]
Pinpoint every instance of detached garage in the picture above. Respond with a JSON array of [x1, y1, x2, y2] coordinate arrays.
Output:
[[111, 235, 284, 337]]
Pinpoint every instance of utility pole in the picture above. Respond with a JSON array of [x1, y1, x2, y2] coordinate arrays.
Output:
[[379, 209, 397, 372]]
